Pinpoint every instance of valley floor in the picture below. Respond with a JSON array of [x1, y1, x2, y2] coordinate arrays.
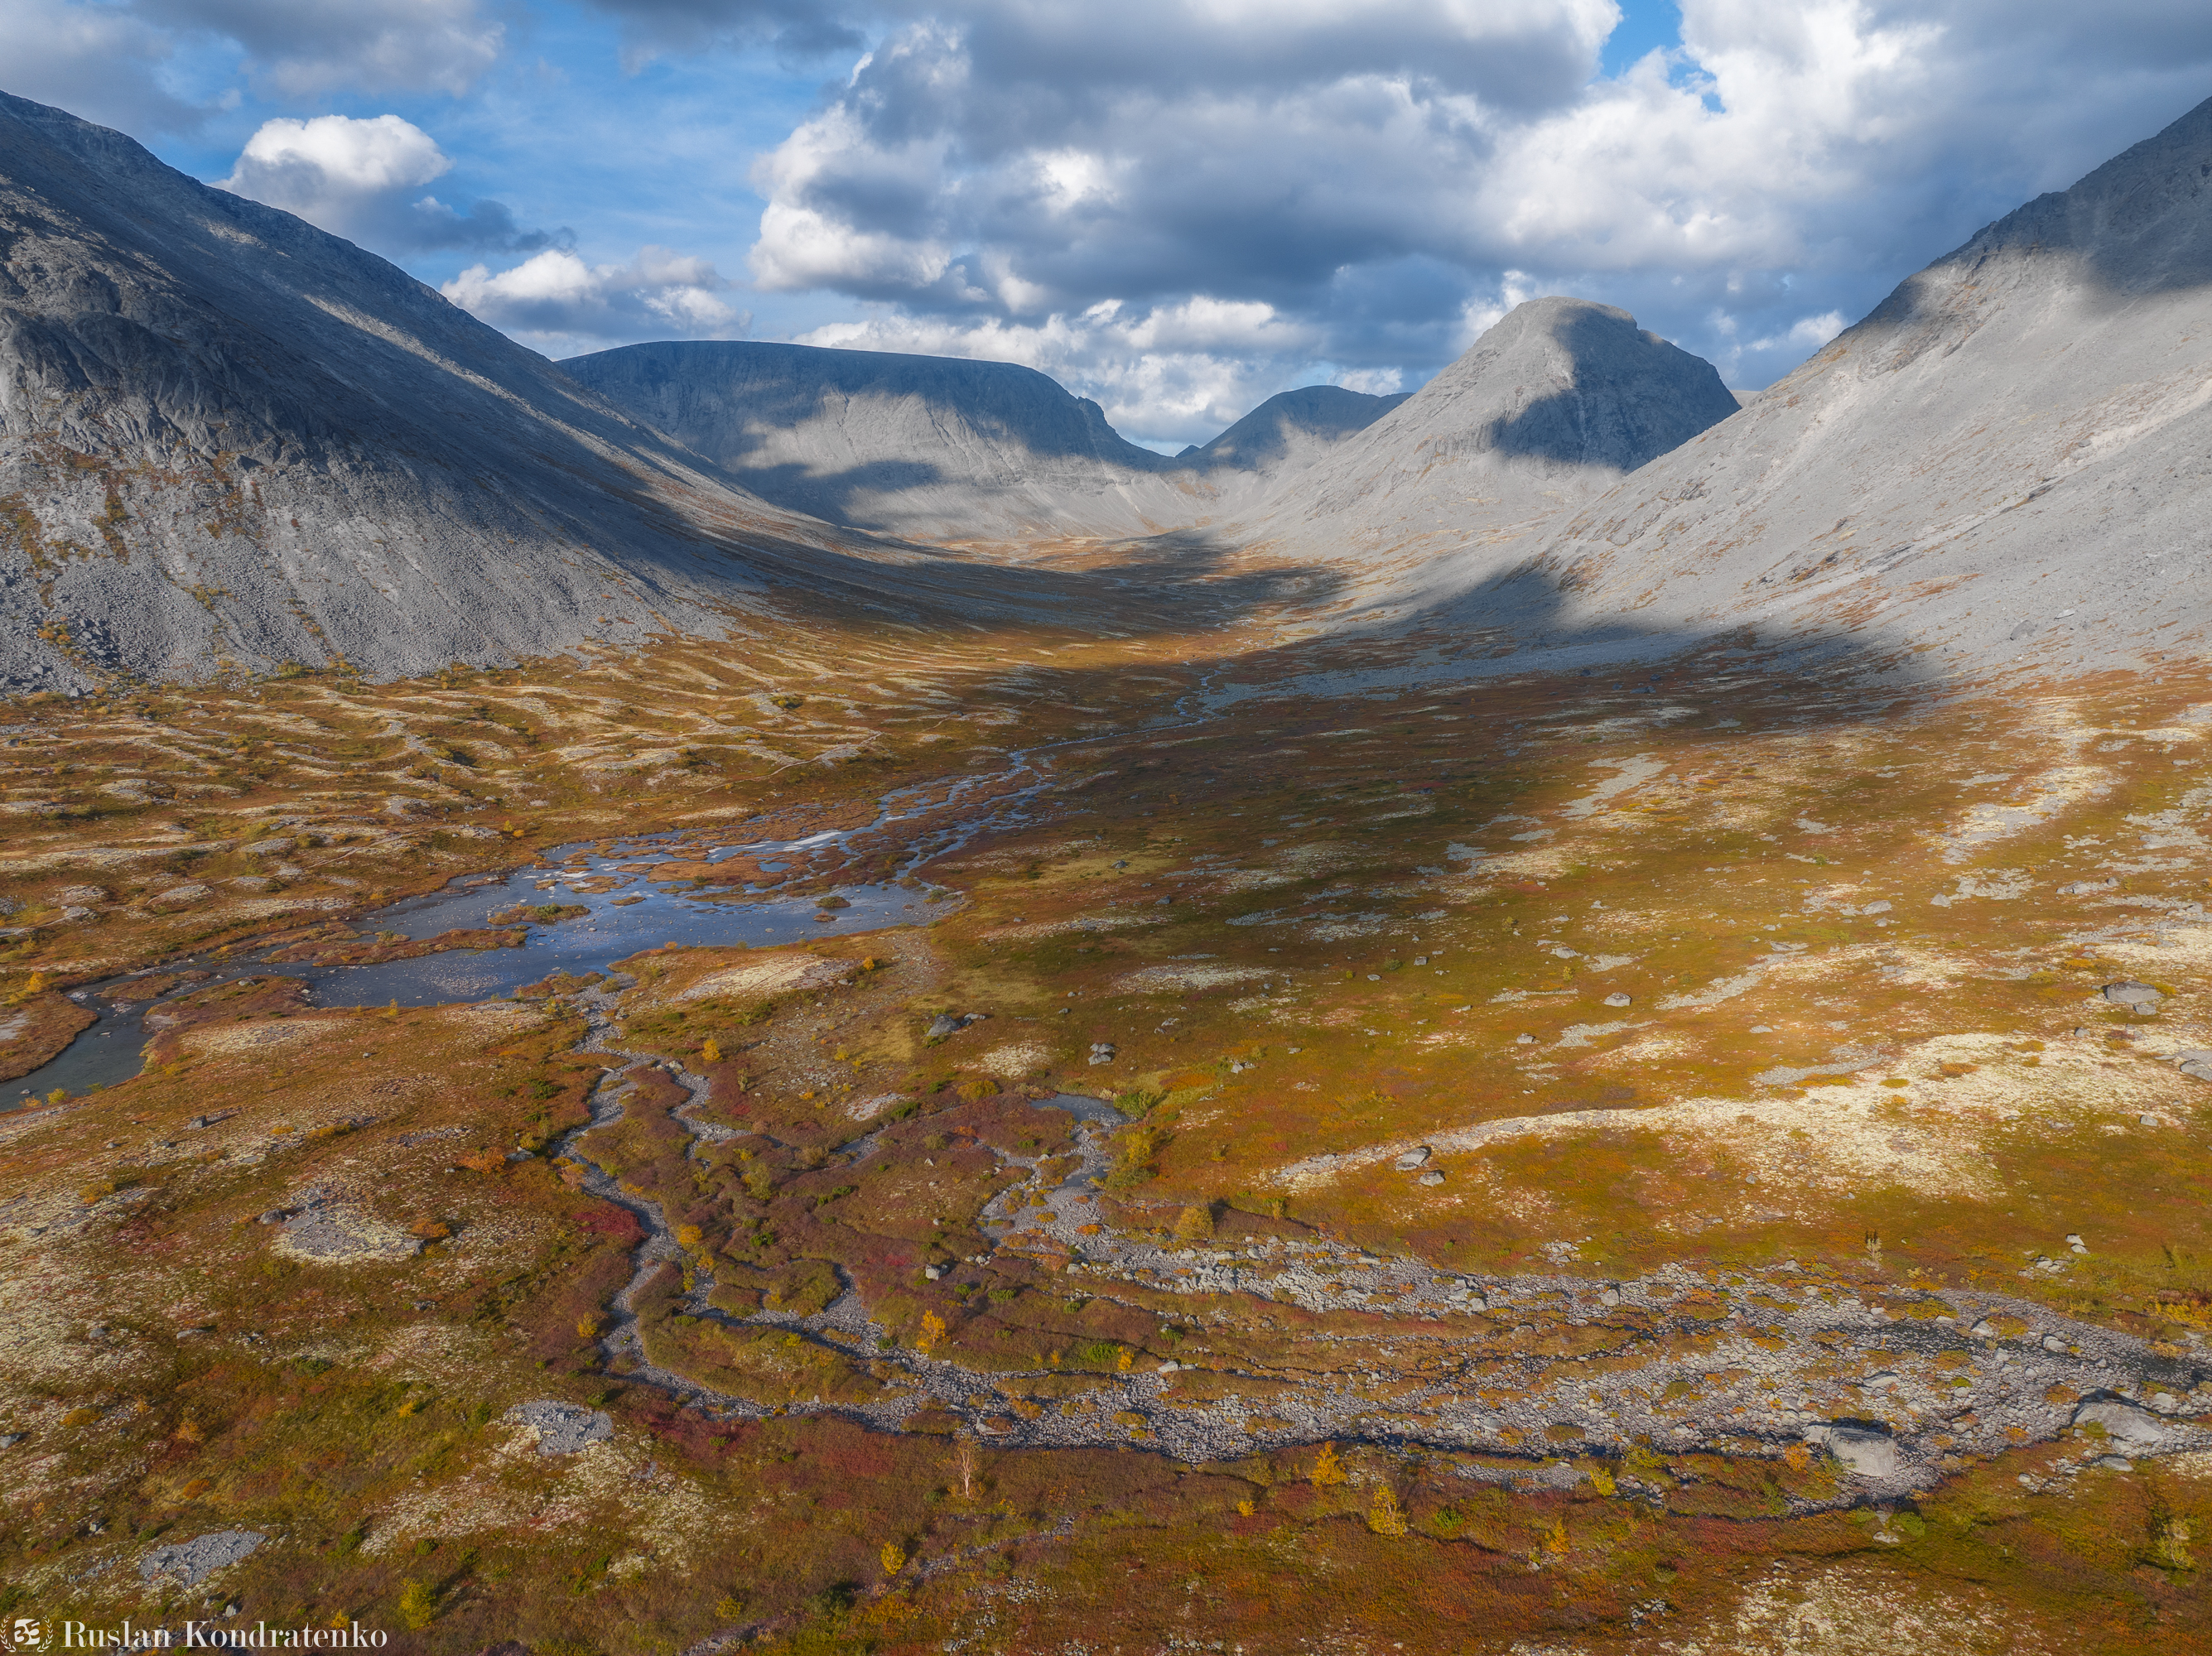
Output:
[[2, 579, 2210, 1653]]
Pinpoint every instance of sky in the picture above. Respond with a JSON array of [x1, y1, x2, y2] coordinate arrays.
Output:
[[7, 2, 2211, 451]]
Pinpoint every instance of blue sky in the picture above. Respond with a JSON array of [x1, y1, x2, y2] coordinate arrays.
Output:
[[8, 1, 2211, 449]]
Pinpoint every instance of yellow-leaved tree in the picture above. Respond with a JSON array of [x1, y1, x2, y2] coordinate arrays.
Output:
[[1310, 1442, 1347, 1485], [1366, 1486, 1407, 1537]]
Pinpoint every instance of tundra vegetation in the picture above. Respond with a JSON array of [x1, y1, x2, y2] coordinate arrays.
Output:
[[3, 606, 2212, 1653]]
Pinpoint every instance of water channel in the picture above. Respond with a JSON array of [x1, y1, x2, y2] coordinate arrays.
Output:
[[8, 834, 941, 1107]]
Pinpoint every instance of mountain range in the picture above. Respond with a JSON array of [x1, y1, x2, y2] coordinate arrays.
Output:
[[3, 87, 2210, 687]]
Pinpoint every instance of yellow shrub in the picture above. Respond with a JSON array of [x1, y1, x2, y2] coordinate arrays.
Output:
[[1310, 1442, 1346, 1485], [398, 1582, 436, 1630]]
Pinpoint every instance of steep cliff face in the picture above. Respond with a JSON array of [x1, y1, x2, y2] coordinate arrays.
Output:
[[1529, 94, 2212, 677], [0, 91, 861, 690]]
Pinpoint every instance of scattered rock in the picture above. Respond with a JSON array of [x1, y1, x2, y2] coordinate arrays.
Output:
[[1602, 992, 1631, 1008], [1416, 1170, 1444, 1187], [147, 883, 214, 912], [386, 795, 433, 816], [2171, 1050, 2212, 1082], [60, 905, 97, 922], [1088, 1042, 1116, 1066], [506, 1400, 614, 1456], [2060, 879, 2119, 894], [2103, 981, 2163, 1009], [1394, 1146, 1433, 1170], [139, 1530, 265, 1584], [58, 884, 108, 905], [2094, 1454, 2134, 1471]]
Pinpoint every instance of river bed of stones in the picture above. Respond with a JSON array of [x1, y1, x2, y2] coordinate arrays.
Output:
[[552, 980, 2212, 1513]]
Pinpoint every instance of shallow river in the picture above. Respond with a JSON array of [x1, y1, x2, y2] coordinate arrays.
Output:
[[8, 828, 938, 1107]]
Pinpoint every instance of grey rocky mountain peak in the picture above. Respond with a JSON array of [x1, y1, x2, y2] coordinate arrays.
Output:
[[1242, 295, 1742, 631]]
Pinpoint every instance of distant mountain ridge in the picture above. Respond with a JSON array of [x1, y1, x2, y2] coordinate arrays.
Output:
[[1178, 384, 1411, 472], [561, 342, 1409, 542]]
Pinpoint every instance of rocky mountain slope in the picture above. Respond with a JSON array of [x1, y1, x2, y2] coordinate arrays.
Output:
[[1530, 94, 2212, 678], [1174, 383, 1410, 473], [562, 342, 1405, 542], [0, 91, 902, 691], [1245, 296, 1741, 626]]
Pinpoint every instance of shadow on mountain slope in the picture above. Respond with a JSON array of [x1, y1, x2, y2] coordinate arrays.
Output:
[[1484, 303, 1747, 469]]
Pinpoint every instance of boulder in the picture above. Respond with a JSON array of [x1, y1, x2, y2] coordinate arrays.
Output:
[[1807, 1422, 1900, 1478], [2074, 1396, 2176, 1448]]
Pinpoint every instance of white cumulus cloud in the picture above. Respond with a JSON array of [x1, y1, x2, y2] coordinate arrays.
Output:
[[217, 114, 553, 253], [796, 297, 1336, 448], [442, 247, 750, 354], [737, 0, 2212, 416]]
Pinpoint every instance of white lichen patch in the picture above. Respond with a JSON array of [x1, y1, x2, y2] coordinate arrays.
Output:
[[1559, 754, 1666, 820], [675, 953, 851, 1004], [1116, 964, 1270, 993], [976, 1041, 1050, 1075], [1270, 1025, 2185, 1198], [178, 1018, 335, 1059], [274, 1204, 422, 1264]]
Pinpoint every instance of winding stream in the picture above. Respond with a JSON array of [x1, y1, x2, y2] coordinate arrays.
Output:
[[547, 975, 2208, 1504]]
